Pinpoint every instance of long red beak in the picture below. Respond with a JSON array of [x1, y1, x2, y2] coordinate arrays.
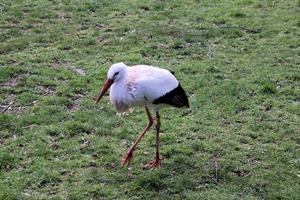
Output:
[[95, 79, 114, 104]]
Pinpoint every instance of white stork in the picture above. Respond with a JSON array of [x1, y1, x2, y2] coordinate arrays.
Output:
[[95, 62, 189, 169]]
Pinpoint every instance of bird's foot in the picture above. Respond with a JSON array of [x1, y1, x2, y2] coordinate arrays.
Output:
[[121, 151, 134, 167], [143, 158, 160, 170]]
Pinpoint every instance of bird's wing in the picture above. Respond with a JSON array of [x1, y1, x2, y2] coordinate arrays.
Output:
[[128, 65, 179, 102], [152, 83, 189, 108]]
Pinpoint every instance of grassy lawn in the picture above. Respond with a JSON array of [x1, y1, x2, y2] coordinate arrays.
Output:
[[0, 0, 299, 199]]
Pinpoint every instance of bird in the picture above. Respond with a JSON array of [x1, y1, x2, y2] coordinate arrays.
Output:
[[95, 62, 189, 169]]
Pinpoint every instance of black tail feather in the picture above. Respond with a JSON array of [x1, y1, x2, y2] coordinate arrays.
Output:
[[153, 84, 189, 108]]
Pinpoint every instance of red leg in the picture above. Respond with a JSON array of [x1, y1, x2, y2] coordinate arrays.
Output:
[[121, 107, 153, 167], [143, 111, 161, 169]]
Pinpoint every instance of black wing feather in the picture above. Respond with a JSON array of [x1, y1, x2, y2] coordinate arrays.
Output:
[[153, 84, 189, 108]]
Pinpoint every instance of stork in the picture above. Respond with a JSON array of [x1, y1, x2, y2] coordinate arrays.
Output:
[[95, 62, 189, 169]]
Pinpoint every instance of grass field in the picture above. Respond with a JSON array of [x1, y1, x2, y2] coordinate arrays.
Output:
[[0, 0, 299, 199]]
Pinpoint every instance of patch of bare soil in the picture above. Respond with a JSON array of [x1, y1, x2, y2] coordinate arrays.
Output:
[[0, 94, 26, 115], [70, 66, 86, 75], [66, 93, 84, 112], [34, 85, 55, 96], [3, 75, 22, 88]]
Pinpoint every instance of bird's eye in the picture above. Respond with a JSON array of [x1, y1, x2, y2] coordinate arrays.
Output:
[[114, 72, 119, 77]]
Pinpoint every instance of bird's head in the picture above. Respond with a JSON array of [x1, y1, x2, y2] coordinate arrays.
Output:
[[107, 62, 127, 82], [95, 62, 127, 104]]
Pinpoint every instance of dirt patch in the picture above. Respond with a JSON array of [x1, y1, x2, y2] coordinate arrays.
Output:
[[66, 103, 80, 112], [0, 94, 26, 115], [0, 138, 5, 145], [35, 86, 55, 96], [229, 169, 251, 177], [67, 93, 85, 112], [70, 66, 86, 75], [0, 94, 15, 113], [3, 75, 22, 88], [72, 93, 84, 100]]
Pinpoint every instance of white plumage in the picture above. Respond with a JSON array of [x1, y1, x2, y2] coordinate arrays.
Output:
[[107, 62, 179, 113], [95, 62, 189, 169]]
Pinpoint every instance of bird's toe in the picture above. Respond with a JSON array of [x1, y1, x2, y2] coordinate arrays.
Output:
[[143, 159, 160, 170]]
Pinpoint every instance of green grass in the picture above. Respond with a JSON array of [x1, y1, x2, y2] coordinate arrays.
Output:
[[0, 0, 299, 199]]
